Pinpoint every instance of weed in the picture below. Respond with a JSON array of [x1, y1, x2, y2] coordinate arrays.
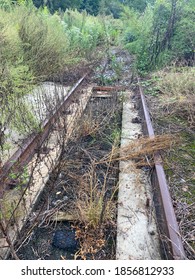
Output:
[[78, 114, 99, 139], [154, 67, 195, 97], [75, 165, 116, 229], [110, 54, 123, 79], [74, 158, 117, 260], [0, 188, 24, 223], [141, 67, 195, 134]]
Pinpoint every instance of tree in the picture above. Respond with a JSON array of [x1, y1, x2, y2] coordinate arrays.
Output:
[[32, 0, 83, 13], [80, 0, 101, 15], [119, 0, 155, 12], [99, 0, 123, 18], [171, 0, 195, 63]]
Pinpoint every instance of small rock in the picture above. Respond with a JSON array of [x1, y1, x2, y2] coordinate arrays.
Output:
[[132, 117, 142, 124], [58, 172, 65, 179], [148, 224, 156, 235], [56, 191, 61, 195]]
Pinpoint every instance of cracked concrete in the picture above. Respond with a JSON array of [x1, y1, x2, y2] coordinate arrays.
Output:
[[116, 91, 161, 260]]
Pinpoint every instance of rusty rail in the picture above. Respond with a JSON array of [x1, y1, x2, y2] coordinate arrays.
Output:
[[137, 77, 186, 260], [0, 70, 186, 260], [0, 73, 88, 196]]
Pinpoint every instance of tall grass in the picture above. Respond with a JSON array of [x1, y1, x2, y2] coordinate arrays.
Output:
[[153, 67, 195, 128], [154, 67, 195, 97]]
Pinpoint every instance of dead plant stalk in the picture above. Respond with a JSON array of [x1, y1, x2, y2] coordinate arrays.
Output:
[[97, 135, 179, 165]]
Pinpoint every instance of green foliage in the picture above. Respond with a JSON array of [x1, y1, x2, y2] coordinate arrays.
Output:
[[81, 0, 102, 15], [0, 0, 13, 11], [0, 1, 121, 154], [99, 0, 123, 18], [120, 0, 152, 12], [120, 0, 195, 72], [0, 6, 38, 142], [63, 9, 120, 59], [15, 5, 68, 79], [171, 2, 195, 63], [120, 4, 153, 72], [0, 3, 69, 144], [32, 0, 101, 15]]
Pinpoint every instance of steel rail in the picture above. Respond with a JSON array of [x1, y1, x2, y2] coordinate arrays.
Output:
[[137, 77, 186, 259], [0, 73, 88, 195]]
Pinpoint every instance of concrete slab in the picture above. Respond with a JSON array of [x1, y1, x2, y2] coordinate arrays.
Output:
[[116, 91, 161, 260]]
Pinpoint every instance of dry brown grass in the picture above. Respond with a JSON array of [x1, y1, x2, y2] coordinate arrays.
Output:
[[74, 225, 106, 260], [155, 67, 194, 96], [98, 134, 179, 166], [78, 115, 100, 138], [69, 143, 118, 259], [72, 165, 117, 260], [154, 67, 195, 128], [75, 159, 117, 226]]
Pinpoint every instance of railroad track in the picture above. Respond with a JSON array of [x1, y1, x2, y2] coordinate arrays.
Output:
[[0, 73, 88, 195], [0, 70, 186, 259], [0, 72, 92, 258], [137, 78, 186, 260]]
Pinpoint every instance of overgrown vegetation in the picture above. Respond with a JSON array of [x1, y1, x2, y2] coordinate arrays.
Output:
[[0, 0, 194, 260], [1, 0, 193, 145], [142, 66, 195, 258], [120, 0, 194, 72], [0, 0, 120, 160]]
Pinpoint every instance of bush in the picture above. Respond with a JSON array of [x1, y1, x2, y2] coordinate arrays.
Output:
[[121, 5, 153, 72], [120, 0, 195, 72], [0, 6, 37, 142], [63, 9, 121, 58], [15, 6, 68, 79]]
